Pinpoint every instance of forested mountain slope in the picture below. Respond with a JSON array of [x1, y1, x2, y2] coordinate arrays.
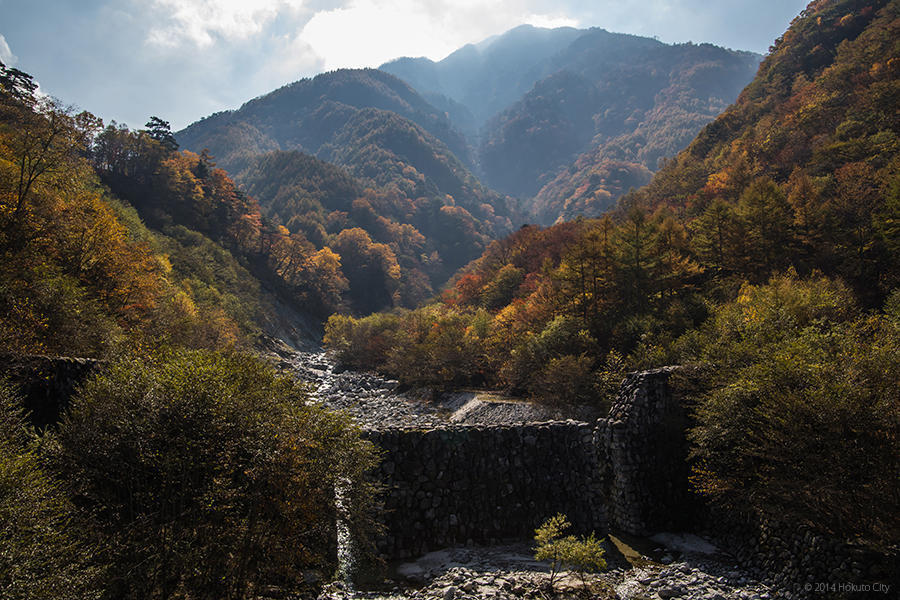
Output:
[[383, 25, 760, 222], [483, 37, 761, 214], [177, 69, 520, 309], [335, 0, 898, 389], [238, 149, 508, 314], [631, 0, 899, 300], [177, 69, 471, 174], [0, 66, 303, 355]]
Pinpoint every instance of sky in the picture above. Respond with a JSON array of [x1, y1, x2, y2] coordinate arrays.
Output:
[[0, 0, 810, 130]]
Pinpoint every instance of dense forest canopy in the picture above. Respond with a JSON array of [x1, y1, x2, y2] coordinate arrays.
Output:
[[480, 39, 760, 206], [178, 69, 472, 174], [0, 61, 380, 600], [177, 69, 523, 313], [1, 60, 436, 355]]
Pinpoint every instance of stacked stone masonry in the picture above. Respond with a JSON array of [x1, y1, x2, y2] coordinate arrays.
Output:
[[4, 355, 895, 595], [595, 366, 694, 536], [363, 422, 605, 560]]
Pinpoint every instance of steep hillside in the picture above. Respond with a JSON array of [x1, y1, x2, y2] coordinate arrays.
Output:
[[177, 69, 522, 309], [0, 68, 297, 354], [481, 37, 760, 209], [529, 159, 653, 225], [238, 149, 510, 313], [637, 0, 898, 208], [316, 108, 507, 229], [176, 68, 472, 174], [631, 0, 899, 299], [381, 25, 759, 221]]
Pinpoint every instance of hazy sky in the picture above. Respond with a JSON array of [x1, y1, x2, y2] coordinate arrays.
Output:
[[0, 0, 810, 130]]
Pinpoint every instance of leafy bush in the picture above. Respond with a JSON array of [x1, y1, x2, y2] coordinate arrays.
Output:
[[48, 349, 380, 600], [687, 272, 857, 377], [533, 514, 607, 590], [325, 311, 404, 370], [686, 275, 900, 545], [530, 354, 597, 406], [0, 380, 101, 600]]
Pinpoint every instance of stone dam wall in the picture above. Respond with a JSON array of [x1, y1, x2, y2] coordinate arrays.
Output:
[[711, 513, 898, 599], [363, 368, 897, 597], [363, 422, 605, 560], [595, 366, 696, 535]]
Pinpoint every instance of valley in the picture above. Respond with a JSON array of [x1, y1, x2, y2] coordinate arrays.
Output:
[[0, 1, 897, 599]]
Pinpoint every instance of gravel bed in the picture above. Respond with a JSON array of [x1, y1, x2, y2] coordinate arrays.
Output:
[[282, 351, 595, 429], [318, 543, 781, 600]]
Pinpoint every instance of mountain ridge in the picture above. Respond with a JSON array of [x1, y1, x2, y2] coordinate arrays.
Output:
[[177, 68, 473, 174], [381, 24, 761, 223]]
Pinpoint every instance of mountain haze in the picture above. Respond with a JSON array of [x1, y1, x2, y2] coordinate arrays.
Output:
[[380, 25, 586, 131], [382, 25, 761, 223], [177, 69, 472, 174], [479, 34, 761, 215]]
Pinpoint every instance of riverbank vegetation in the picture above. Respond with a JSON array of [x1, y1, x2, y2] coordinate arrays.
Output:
[[0, 65, 381, 599], [1, 350, 380, 600]]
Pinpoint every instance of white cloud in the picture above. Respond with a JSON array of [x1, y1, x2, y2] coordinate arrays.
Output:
[[297, 0, 580, 69], [146, 0, 308, 48], [300, 0, 454, 68], [523, 14, 580, 29], [257, 33, 326, 82], [0, 34, 17, 65], [4, 0, 806, 131]]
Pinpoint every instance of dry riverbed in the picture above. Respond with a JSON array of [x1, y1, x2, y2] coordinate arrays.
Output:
[[281, 350, 602, 428], [318, 539, 779, 600]]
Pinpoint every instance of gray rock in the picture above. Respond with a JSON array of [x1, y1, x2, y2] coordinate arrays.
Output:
[[657, 586, 683, 599]]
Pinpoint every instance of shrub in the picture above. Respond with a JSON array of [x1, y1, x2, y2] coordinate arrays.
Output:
[[530, 354, 597, 406], [324, 311, 403, 370], [534, 514, 607, 590], [689, 272, 856, 376], [48, 349, 380, 600], [687, 275, 900, 546], [0, 380, 101, 600]]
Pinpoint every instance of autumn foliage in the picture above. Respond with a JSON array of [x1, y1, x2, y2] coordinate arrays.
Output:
[[323, 0, 900, 550]]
